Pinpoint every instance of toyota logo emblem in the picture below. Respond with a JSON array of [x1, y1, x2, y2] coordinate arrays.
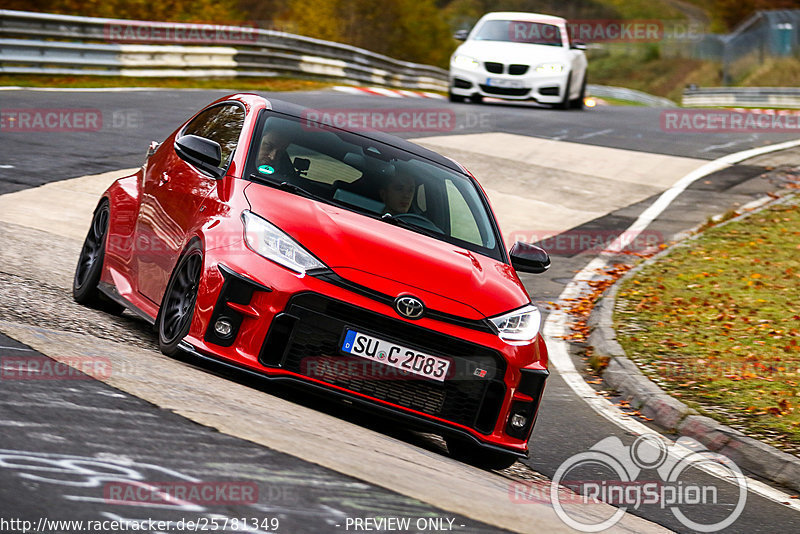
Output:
[[395, 296, 425, 319]]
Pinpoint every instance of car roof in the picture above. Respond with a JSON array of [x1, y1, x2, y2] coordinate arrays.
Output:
[[263, 97, 465, 175], [478, 11, 566, 24]]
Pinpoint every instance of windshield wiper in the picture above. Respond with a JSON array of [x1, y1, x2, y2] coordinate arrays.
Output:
[[248, 174, 321, 201], [379, 213, 439, 238]]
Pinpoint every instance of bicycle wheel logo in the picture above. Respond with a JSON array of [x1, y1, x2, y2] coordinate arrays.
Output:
[[551, 434, 748, 532]]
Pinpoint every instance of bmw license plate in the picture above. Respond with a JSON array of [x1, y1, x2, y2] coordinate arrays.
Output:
[[341, 329, 450, 382], [486, 77, 524, 89]]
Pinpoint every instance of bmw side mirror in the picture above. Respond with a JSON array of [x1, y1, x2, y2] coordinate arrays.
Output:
[[509, 241, 550, 274], [175, 134, 224, 179], [453, 29, 469, 41], [571, 41, 587, 50]]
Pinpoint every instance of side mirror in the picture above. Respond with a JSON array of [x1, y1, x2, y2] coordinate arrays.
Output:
[[571, 41, 587, 51], [453, 29, 469, 41], [509, 241, 550, 274], [175, 134, 224, 178]]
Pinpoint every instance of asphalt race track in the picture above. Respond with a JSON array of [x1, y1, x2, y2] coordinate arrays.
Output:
[[1, 87, 800, 533]]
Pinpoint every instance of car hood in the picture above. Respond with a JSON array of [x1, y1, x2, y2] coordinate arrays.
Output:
[[455, 41, 568, 66], [244, 185, 530, 320]]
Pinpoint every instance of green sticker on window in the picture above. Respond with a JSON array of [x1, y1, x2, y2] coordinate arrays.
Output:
[[258, 164, 275, 175]]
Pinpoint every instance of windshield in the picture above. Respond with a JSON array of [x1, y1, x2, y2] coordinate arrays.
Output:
[[473, 20, 563, 47], [246, 111, 502, 260]]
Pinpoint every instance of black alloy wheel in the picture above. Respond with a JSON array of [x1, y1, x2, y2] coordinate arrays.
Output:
[[73, 200, 124, 314], [571, 75, 587, 109], [158, 245, 203, 356]]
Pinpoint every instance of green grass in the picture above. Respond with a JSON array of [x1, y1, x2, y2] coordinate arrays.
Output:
[[0, 75, 333, 92], [591, 95, 647, 107], [587, 48, 722, 102], [615, 197, 800, 452]]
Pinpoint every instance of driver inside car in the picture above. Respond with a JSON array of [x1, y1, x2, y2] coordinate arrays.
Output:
[[379, 168, 415, 215], [257, 127, 298, 179]]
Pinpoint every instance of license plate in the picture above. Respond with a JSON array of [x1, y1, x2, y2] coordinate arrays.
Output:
[[341, 329, 450, 382], [486, 77, 524, 89]]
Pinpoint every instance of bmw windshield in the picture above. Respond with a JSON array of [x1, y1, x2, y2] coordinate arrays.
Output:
[[473, 20, 563, 47], [245, 111, 505, 262]]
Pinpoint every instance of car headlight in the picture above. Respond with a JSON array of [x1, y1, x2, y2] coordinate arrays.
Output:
[[489, 304, 542, 342], [452, 54, 479, 70], [242, 210, 326, 275], [535, 63, 564, 73]]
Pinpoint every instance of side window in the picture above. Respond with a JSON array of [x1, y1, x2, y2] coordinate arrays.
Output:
[[446, 180, 482, 245], [182, 104, 245, 166]]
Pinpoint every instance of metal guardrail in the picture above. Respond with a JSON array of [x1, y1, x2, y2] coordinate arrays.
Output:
[[587, 84, 678, 107], [683, 87, 800, 109], [0, 9, 449, 91]]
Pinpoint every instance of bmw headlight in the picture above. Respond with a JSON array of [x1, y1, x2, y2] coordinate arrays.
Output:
[[535, 63, 564, 73], [242, 210, 326, 275], [452, 54, 479, 70], [489, 304, 542, 342]]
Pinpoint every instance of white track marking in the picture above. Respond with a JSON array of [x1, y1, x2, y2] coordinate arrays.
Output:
[[545, 137, 800, 510]]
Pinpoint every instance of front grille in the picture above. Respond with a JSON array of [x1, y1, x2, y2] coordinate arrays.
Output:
[[509, 64, 529, 75], [479, 85, 530, 97], [484, 62, 503, 73], [260, 293, 506, 434]]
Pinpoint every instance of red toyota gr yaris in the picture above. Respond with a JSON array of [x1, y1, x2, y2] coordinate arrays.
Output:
[[74, 94, 550, 469]]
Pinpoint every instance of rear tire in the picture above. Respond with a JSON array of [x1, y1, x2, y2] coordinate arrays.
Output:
[[158, 244, 203, 357], [73, 200, 125, 315], [446, 437, 518, 470]]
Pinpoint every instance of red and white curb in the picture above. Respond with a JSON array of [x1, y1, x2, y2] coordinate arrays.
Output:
[[333, 86, 445, 100], [728, 107, 800, 115]]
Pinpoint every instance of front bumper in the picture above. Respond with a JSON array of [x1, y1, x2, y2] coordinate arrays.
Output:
[[449, 65, 569, 103], [184, 251, 548, 455]]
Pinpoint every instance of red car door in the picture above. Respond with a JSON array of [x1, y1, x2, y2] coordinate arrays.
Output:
[[134, 103, 246, 304]]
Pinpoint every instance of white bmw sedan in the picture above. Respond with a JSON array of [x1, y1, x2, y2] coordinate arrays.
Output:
[[449, 12, 588, 109]]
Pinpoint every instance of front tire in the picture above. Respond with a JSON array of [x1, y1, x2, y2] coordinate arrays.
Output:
[[557, 75, 572, 110], [446, 437, 518, 470], [73, 200, 124, 314], [158, 244, 203, 357], [449, 90, 465, 103], [570, 75, 586, 109]]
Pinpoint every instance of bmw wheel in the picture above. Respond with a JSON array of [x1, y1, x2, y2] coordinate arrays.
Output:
[[158, 244, 203, 356], [449, 90, 466, 103], [557, 75, 572, 110], [570, 75, 586, 110]]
